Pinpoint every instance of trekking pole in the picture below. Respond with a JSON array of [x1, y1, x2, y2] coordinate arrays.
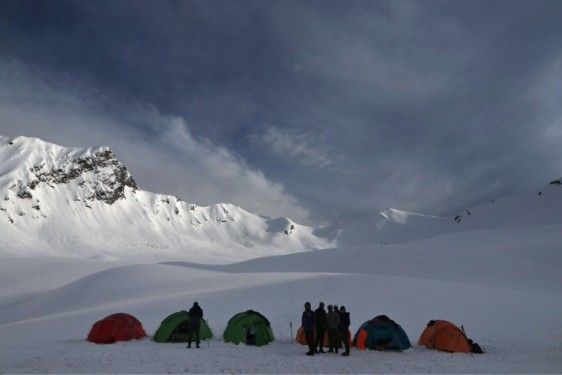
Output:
[[290, 321, 293, 343]]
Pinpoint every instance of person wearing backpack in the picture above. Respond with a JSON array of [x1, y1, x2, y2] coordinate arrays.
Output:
[[187, 302, 203, 348], [314, 302, 328, 353], [326, 305, 340, 353], [339, 306, 351, 356], [302, 302, 316, 356]]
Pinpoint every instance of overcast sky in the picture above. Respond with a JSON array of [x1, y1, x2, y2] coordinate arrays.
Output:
[[1, 0, 561, 223]]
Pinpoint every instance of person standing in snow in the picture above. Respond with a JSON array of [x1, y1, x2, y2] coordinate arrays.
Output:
[[333, 305, 340, 350], [302, 302, 316, 356], [187, 301, 203, 348], [314, 302, 327, 353], [338, 306, 351, 356], [326, 305, 340, 353]]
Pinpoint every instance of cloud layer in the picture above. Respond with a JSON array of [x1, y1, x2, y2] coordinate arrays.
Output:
[[1, 0, 562, 221], [0, 60, 310, 222], [253, 127, 333, 168]]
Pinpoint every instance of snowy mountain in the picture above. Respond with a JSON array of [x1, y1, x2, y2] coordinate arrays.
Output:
[[447, 179, 562, 229], [2, 134, 561, 261], [0, 135, 334, 261], [330, 181, 562, 246], [325, 208, 452, 246]]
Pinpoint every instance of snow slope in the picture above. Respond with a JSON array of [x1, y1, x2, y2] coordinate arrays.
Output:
[[0, 135, 334, 261], [330, 180, 562, 246], [326, 208, 453, 246], [0, 221, 561, 373]]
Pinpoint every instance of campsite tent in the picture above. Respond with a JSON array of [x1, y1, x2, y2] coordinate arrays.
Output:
[[419, 320, 482, 353], [353, 315, 411, 351], [295, 326, 351, 347], [223, 310, 274, 346], [87, 313, 146, 344], [153, 310, 213, 343]]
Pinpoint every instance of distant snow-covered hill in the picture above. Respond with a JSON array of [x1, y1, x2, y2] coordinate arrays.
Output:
[[0, 135, 334, 261], [328, 182, 562, 246]]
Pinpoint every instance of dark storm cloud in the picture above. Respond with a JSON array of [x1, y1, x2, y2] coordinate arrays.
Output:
[[1, 0, 561, 221], [0, 60, 310, 221]]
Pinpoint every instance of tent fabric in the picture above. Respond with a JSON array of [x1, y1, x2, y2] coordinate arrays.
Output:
[[153, 310, 213, 343], [295, 326, 351, 347], [223, 310, 274, 346], [352, 315, 411, 351], [418, 320, 472, 353], [355, 329, 368, 350], [87, 313, 146, 344]]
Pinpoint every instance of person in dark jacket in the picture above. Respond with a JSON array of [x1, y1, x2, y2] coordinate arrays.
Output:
[[302, 302, 316, 356], [333, 305, 340, 351], [338, 306, 351, 356], [187, 302, 203, 348], [314, 302, 327, 353], [326, 304, 340, 353]]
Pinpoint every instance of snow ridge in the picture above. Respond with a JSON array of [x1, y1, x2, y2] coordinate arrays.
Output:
[[0, 135, 334, 260]]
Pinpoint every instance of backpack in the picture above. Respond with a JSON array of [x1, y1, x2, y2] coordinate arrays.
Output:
[[468, 339, 484, 354]]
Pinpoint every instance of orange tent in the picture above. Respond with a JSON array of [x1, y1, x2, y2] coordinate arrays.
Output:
[[418, 320, 471, 353], [295, 326, 351, 347]]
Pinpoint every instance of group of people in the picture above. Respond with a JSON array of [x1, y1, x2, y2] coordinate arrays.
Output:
[[302, 302, 351, 356], [186, 301, 352, 356]]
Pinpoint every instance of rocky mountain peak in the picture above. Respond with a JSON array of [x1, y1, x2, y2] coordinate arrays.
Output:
[[25, 148, 137, 204], [0, 135, 334, 258]]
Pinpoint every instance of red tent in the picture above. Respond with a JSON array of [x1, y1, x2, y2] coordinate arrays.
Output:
[[87, 313, 146, 344]]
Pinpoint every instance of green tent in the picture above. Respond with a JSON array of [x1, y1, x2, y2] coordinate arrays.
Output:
[[153, 310, 213, 343], [223, 310, 274, 346]]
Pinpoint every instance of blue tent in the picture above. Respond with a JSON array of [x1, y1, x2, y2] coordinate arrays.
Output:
[[352, 315, 411, 351]]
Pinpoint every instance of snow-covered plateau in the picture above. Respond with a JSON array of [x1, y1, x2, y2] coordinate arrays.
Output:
[[0, 135, 561, 373]]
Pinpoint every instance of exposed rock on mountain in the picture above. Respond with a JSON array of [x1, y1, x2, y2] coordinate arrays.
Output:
[[0, 135, 334, 261]]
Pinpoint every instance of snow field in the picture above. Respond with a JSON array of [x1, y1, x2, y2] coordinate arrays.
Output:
[[1, 235, 561, 373]]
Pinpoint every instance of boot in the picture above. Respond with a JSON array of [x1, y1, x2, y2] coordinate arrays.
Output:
[[196, 343, 200, 349], [342, 351, 350, 356], [187, 343, 191, 349]]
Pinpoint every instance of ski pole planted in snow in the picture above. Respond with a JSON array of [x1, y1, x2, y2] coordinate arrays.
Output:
[[290, 321, 293, 343]]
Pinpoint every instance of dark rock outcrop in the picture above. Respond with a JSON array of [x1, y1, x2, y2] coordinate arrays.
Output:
[[24, 149, 137, 204]]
